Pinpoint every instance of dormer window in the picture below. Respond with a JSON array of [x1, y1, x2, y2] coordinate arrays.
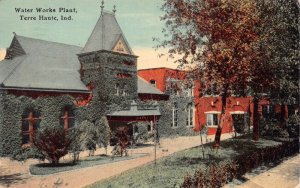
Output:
[[150, 80, 156, 87]]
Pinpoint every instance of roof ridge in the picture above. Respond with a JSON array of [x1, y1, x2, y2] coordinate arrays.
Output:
[[138, 67, 184, 71], [16, 35, 82, 48]]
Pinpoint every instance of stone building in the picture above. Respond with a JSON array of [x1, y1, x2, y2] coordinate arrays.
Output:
[[0, 9, 163, 156], [0, 5, 292, 157]]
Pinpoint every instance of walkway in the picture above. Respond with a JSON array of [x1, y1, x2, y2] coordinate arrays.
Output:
[[226, 154, 300, 188], [0, 133, 233, 188]]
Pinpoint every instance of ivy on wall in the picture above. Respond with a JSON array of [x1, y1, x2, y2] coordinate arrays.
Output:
[[0, 90, 75, 157]]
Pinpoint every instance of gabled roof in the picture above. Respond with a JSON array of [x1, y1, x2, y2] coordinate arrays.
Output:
[[81, 11, 134, 55], [0, 35, 89, 92], [137, 76, 164, 95]]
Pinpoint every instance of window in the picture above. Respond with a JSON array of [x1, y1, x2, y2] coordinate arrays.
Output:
[[187, 85, 194, 97], [60, 107, 75, 129], [150, 80, 156, 87], [186, 103, 194, 127], [172, 103, 178, 127], [115, 83, 120, 96], [148, 121, 154, 132], [121, 83, 128, 96], [206, 113, 219, 127], [262, 105, 275, 119], [116, 73, 132, 78], [22, 109, 41, 145], [116, 83, 128, 96]]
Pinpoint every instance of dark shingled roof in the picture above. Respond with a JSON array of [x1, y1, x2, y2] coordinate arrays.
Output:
[[81, 11, 133, 55], [0, 35, 89, 92]]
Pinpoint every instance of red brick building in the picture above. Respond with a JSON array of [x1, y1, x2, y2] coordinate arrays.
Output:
[[138, 67, 288, 135]]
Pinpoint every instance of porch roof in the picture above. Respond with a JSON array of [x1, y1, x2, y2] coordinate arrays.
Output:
[[107, 101, 160, 121]]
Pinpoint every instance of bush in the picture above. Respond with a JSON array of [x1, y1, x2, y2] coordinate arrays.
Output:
[[182, 140, 299, 188], [78, 120, 98, 156], [32, 125, 76, 164], [286, 114, 300, 138], [96, 116, 111, 154], [259, 118, 289, 138], [11, 147, 45, 162], [133, 122, 153, 144]]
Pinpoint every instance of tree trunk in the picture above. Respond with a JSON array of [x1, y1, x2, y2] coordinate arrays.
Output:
[[280, 104, 286, 127], [51, 157, 59, 165], [253, 96, 259, 141], [213, 94, 227, 148]]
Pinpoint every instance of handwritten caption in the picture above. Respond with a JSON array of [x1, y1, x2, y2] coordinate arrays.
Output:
[[15, 7, 78, 21]]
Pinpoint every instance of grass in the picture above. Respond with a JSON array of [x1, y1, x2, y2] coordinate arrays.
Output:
[[30, 153, 148, 175], [87, 136, 281, 188]]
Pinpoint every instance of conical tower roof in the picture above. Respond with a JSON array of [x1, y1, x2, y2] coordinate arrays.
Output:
[[81, 11, 134, 55]]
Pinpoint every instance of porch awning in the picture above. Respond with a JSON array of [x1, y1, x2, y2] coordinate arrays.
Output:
[[107, 101, 161, 122]]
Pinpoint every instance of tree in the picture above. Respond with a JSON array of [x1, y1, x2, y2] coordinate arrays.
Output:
[[78, 120, 98, 156], [32, 125, 77, 164], [256, 0, 299, 123], [95, 116, 111, 155], [158, 0, 270, 147]]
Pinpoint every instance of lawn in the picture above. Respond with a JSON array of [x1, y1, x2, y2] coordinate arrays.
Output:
[[30, 153, 148, 175], [87, 136, 282, 188]]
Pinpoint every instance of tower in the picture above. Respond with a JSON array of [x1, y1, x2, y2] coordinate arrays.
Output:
[[78, 3, 138, 117]]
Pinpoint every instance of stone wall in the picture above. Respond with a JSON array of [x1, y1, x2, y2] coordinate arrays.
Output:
[[78, 50, 138, 123]]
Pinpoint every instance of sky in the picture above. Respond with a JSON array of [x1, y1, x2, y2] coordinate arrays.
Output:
[[0, 0, 179, 69]]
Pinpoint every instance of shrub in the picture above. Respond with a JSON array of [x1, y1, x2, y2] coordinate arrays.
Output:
[[78, 120, 98, 156], [133, 122, 153, 144], [182, 140, 299, 188], [96, 116, 111, 154], [32, 125, 76, 164], [111, 126, 129, 157], [286, 114, 300, 138], [259, 118, 289, 138], [11, 147, 45, 162]]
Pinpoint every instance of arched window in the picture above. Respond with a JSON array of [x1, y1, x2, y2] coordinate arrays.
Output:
[[60, 106, 75, 129], [22, 109, 41, 145]]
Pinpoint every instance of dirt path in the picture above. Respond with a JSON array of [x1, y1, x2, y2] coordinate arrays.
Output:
[[0, 133, 233, 188]]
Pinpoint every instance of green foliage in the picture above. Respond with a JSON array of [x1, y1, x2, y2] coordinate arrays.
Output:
[[182, 140, 299, 188], [286, 114, 300, 138], [155, 98, 197, 138], [96, 116, 111, 151], [259, 118, 289, 138], [133, 122, 151, 144], [256, 0, 299, 104], [11, 147, 45, 162], [78, 120, 98, 155], [0, 91, 75, 158], [88, 138, 283, 188]]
